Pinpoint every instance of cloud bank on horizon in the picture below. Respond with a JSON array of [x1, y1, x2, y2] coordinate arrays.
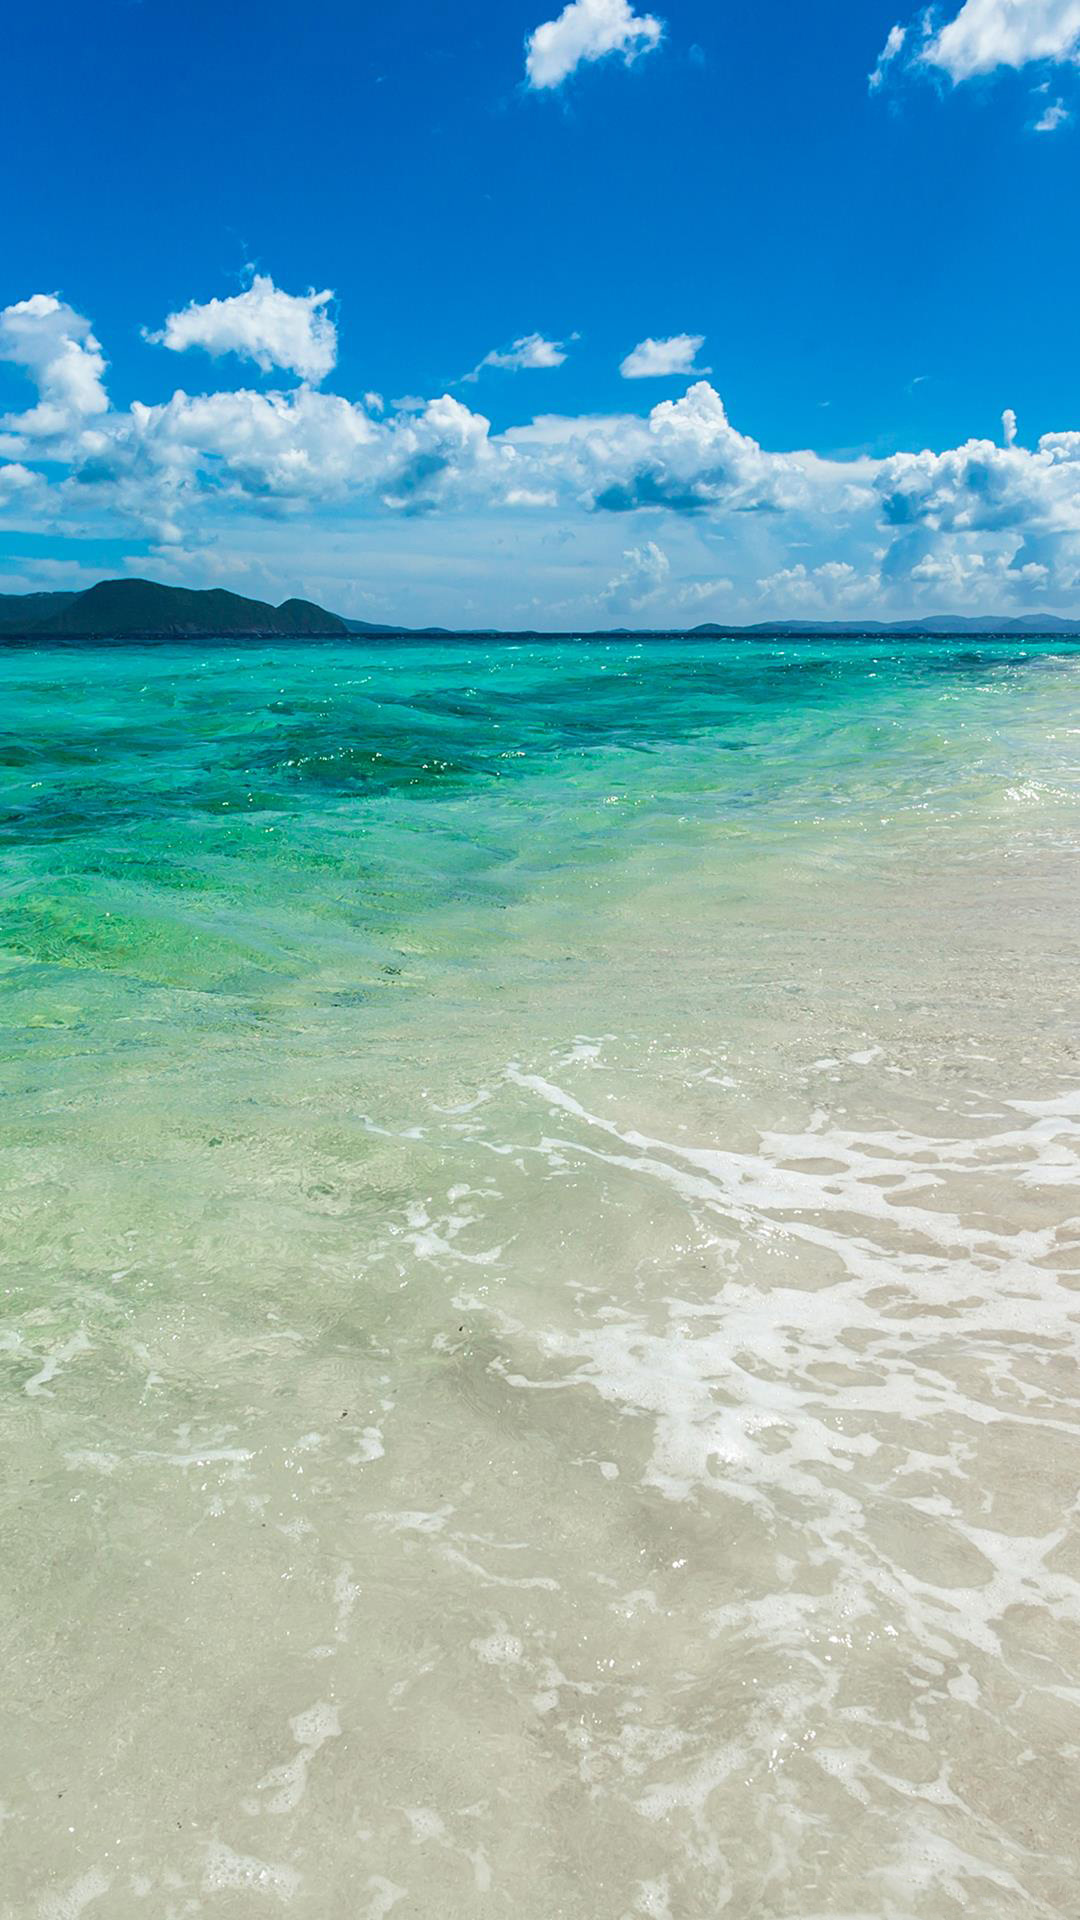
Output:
[[5, 273, 1080, 624]]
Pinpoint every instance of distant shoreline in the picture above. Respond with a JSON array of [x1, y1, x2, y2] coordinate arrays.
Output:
[[3, 577, 1080, 645], [4, 626, 1080, 646]]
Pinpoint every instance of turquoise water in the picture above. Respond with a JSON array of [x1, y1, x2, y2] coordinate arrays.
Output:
[[3, 639, 1080, 1918]]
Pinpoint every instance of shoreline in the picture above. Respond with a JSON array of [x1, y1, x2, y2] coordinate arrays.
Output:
[[5, 625, 1080, 646]]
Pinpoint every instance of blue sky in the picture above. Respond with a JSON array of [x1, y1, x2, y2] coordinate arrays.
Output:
[[3, 0, 1080, 625]]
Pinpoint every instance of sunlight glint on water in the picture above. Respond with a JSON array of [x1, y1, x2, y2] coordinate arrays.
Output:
[[2, 637, 1079, 1919]]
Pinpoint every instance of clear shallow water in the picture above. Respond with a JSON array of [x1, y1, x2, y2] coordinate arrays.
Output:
[[2, 637, 1079, 1919]]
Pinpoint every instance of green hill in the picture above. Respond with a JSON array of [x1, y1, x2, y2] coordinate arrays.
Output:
[[0, 590, 79, 630], [17, 578, 349, 639]]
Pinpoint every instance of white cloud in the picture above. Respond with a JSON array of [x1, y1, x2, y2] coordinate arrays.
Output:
[[1002, 407, 1018, 446], [0, 294, 109, 440], [501, 486, 559, 507], [147, 275, 337, 384], [619, 334, 708, 379], [113, 384, 504, 522], [903, 538, 1051, 600], [755, 559, 866, 611], [601, 538, 670, 606], [667, 574, 734, 610], [922, 0, 1080, 81], [465, 333, 569, 381], [0, 459, 40, 505], [525, 0, 662, 90], [126, 386, 380, 501], [909, 545, 1004, 592], [873, 434, 1080, 538], [503, 379, 822, 516], [873, 2, 1080, 103], [869, 23, 907, 89]]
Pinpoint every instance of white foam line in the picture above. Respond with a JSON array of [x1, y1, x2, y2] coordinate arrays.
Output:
[[483, 1063, 1080, 1677]]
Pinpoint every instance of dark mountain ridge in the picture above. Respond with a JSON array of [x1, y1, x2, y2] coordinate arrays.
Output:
[[0, 590, 79, 630], [1, 578, 348, 640]]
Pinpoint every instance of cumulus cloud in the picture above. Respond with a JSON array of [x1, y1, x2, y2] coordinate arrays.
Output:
[[0, 459, 40, 506], [513, 383, 880, 532], [464, 333, 569, 381], [525, 0, 663, 90], [908, 543, 1046, 595], [872, 435, 1078, 537], [147, 275, 337, 384], [619, 334, 708, 379], [0, 294, 109, 440], [922, 0, 1080, 80], [600, 538, 670, 607], [111, 384, 504, 524], [1002, 407, 1018, 447], [499, 381, 793, 515], [1035, 95, 1070, 129], [756, 559, 867, 611]]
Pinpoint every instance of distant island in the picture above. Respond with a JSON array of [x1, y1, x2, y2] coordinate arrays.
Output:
[[0, 578, 352, 641], [2, 576, 1080, 642]]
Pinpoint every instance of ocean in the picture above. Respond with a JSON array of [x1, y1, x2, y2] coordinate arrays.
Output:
[[3, 636, 1079, 1918]]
